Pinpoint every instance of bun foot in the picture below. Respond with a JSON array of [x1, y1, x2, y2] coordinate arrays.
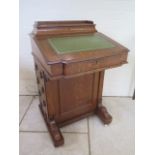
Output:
[[96, 106, 112, 124]]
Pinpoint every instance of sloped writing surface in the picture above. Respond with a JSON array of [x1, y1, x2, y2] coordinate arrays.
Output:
[[48, 34, 115, 54]]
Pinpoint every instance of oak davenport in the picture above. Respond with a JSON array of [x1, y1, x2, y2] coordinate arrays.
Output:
[[30, 20, 129, 147]]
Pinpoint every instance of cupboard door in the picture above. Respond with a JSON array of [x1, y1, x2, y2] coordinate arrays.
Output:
[[56, 72, 99, 122]]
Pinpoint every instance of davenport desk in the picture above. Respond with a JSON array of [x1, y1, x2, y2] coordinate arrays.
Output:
[[30, 20, 129, 147]]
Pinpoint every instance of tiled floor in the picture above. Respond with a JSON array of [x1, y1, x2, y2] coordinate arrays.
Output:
[[19, 96, 135, 155]]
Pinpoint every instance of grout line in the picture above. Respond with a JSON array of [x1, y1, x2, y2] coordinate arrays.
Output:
[[19, 130, 87, 134], [102, 96, 132, 98], [62, 131, 88, 134], [19, 94, 39, 96], [19, 130, 48, 133], [87, 117, 91, 155], [19, 94, 132, 98], [19, 96, 35, 125]]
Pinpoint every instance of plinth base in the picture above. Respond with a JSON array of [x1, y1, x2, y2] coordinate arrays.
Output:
[[39, 103, 112, 147]]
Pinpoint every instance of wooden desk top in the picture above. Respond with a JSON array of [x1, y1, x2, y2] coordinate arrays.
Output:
[[48, 33, 115, 54], [31, 21, 128, 78], [31, 20, 129, 64]]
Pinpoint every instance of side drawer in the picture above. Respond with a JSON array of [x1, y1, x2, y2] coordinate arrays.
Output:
[[64, 52, 128, 75]]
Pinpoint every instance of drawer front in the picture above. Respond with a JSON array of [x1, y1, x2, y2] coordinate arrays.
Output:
[[64, 53, 127, 75]]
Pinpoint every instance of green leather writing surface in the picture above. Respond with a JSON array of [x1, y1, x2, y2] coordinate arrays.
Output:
[[48, 34, 115, 54]]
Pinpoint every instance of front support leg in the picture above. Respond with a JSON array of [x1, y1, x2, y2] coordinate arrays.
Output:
[[39, 104, 64, 147], [96, 71, 112, 125]]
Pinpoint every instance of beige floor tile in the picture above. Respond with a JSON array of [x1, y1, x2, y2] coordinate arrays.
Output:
[[19, 96, 33, 123], [20, 96, 88, 133], [89, 97, 135, 155], [61, 118, 88, 133], [20, 97, 48, 131], [19, 79, 38, 95], [19, 132, 89, 155]]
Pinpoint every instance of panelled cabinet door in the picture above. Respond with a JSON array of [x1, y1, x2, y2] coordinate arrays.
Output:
[[54, 73, 99, 123]]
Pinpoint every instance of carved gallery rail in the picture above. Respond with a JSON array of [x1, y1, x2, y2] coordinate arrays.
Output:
[[30, 20, 129, 147]]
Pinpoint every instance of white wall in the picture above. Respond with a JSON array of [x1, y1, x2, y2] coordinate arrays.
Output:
[[19, 0, 135, 96]]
